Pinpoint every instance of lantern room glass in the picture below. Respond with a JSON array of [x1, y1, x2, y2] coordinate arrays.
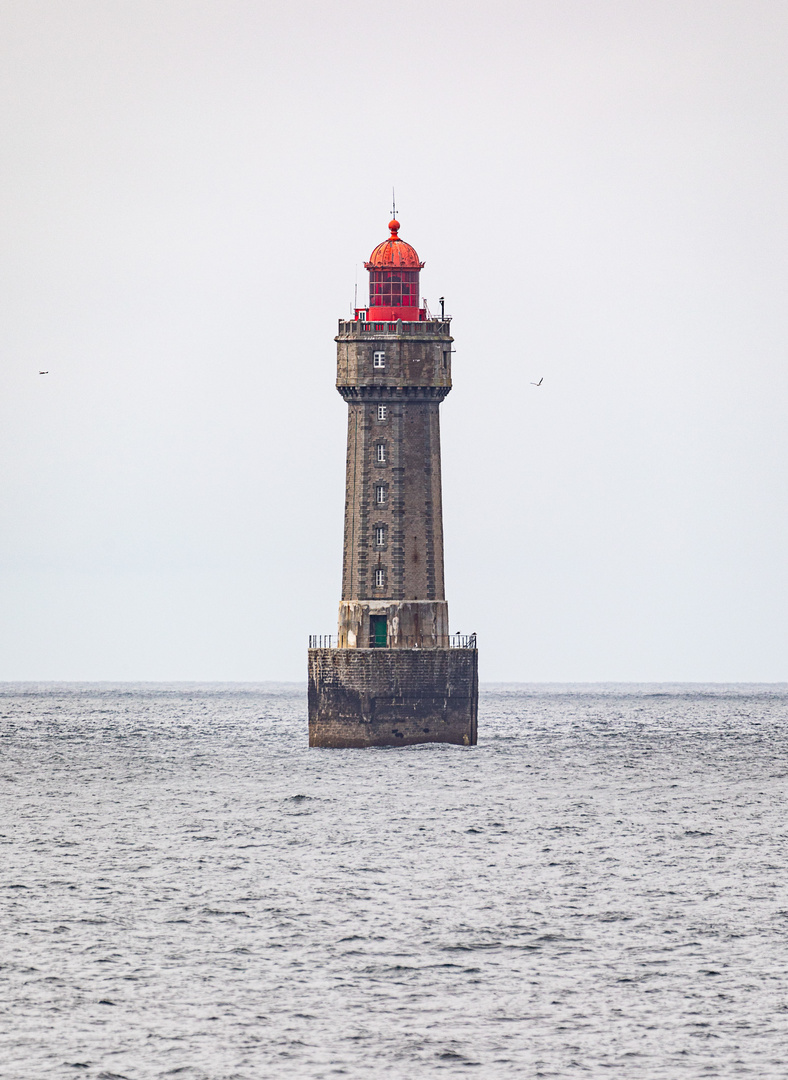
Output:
[[369, 270, 420, 309]]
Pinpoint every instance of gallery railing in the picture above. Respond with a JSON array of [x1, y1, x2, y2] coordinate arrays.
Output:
[[449, 632, 477, 649], [309, 635, 335, 648], [309, 632, 477, 650]]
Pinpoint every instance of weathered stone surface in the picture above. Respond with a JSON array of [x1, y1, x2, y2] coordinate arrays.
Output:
[[337, 600, 448, 649], [308, 648, 478, 749], [307, 306, 478, 748], [336, 320, 452, 613], [335, 318, 453, 392]]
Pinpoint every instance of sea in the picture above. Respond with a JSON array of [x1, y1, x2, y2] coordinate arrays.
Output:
[[1, 683, 787, 1079]]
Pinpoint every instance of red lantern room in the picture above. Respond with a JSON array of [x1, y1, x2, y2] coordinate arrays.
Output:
[[356, 219, 426, 322]]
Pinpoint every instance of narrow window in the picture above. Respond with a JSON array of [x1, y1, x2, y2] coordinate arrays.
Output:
[[375, 568, 385, 588], [377, 404, 387, 421], [375, 526, 386, 547], [376, 443, 386, 463], [375, 484, 386, 505], [373, 351, 386, 369]]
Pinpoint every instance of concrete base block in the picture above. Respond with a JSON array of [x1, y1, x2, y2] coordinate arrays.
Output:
[[308, 648, 478, 748]]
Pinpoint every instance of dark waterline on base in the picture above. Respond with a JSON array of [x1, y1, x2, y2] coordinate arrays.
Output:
[[2, 682, 787, 1079]]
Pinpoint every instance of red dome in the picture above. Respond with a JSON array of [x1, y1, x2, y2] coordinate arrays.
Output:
[[364, 219, 425, 270]]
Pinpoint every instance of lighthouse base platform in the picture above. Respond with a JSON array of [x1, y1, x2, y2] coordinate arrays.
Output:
[[308, 648, 478, 748]]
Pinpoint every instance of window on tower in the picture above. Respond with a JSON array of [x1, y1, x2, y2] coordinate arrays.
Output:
[[374, 568, 386, 588], [375, 526, 386, 547], [376, 444, 386, 463], [377, 404, 387, 421], [375, 484, 387, 505], [373, 351, 386, 368]]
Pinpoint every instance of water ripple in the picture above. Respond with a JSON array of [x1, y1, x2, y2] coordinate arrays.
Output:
[[1, 682, 787, 1077]]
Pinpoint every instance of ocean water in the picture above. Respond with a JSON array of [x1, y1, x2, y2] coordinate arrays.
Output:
[[1, 683, 787, 1080]]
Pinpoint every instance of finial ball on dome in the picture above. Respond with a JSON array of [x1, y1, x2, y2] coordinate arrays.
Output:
[[365, 218, 424, 269]]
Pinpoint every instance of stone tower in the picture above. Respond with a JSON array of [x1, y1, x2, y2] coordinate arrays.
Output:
[[308, 217, 478, 748]]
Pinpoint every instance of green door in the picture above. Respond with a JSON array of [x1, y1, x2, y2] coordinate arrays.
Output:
[[370, 615, 387, 648]]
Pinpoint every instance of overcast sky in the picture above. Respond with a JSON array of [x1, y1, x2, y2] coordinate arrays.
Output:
[[1, 0, 786, 681]]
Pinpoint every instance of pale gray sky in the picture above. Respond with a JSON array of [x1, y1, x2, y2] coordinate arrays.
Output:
[[1, 0, 786, 680]]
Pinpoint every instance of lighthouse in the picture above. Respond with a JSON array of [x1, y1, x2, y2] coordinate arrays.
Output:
[[308, 217, 478, 748]]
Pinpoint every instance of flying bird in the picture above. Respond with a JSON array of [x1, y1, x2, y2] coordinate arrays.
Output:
[[39, 371, 49, 375], [531, 377, 543, 386]]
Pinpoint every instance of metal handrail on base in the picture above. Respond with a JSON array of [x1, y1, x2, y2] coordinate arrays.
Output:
[[308, 633, 477, 650], [308, 635, 335, 648]]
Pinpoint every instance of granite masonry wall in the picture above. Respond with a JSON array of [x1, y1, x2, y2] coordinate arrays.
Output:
[[308, 648, 478, 749], [336, 318, 453, 619]]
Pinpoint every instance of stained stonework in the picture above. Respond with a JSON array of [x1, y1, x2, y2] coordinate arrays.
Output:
[[337, 319, 452, 633], [308, 648, 478, 748], [337, 599, 448, 649], [307, 224, 478, 748]]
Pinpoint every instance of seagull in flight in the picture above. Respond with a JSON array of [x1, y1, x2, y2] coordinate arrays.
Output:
[[531, 377, 543, 386], [39, 371, 49, 375]]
